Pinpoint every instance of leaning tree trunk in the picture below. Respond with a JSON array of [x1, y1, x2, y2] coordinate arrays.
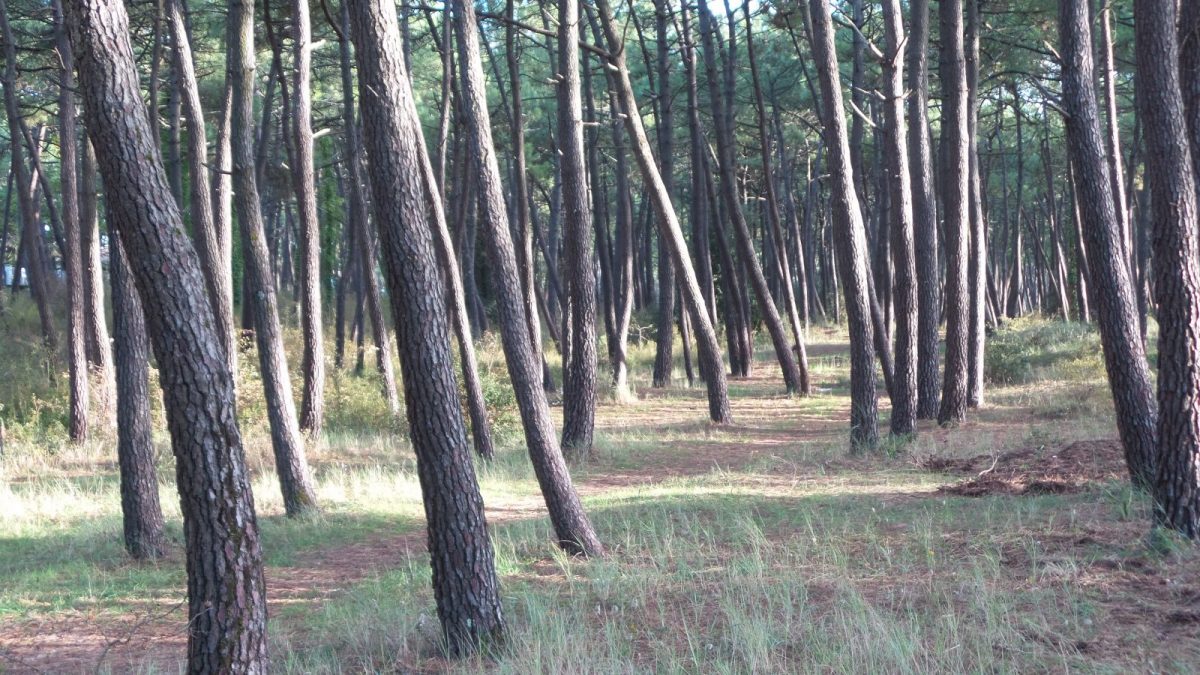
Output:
[[1135, 0, 1200, 537], [807, 0, 878, 451], [557, 0, 598, 454], [166, 0, 232, 378], [699, 3, 805, 394], [229, 0, 317, 516], [110, 236, 167, 560], [68, 0, 268, 667], [1058, 0, 1157, 489], [907, 0, 939, 418], [347, 0, 506, 654], [881, 0, 917, 436], [596, 0, 732, 425], [936, 0, 970, 426], [56, 0, 88, 442], [292, 0, 326, 434], [450, 0, 603, 556]]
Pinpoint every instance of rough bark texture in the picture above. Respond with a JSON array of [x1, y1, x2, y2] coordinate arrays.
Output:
[[881, 0, 916, 436], [348, 0, 507, 653], [228, 0, 317, 516], [56, 0, 88, 442], [557, 0, 598, 453], [292, 0, 326, 434], [808, 0, 878, 451], [651, 0, 675, 389], [907, 0, 939, 418], [936, 0, 970, 426], [67, 0, 269, 668], [451, 0, 603, 556], [596, 0, 732, 425], [1058, 0, 1157, 490], [110, 237, 167, 560], [1135, 0, 1200, 537]]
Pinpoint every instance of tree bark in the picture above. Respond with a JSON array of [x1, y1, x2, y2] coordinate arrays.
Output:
[[229, 0, 317, 516], [68, 0, 268, 666], [347, 0, 506, 653], [79, 138, 114, 426], [1135, 0, 1200, 537], [936, 0, 970, 426], [807, 0, 878, 451], [881, 0, 917, 436], [907, 0, 939, 418], [451, 0, 603, 556], [965, 0, 986, 408], [1059, 0, 1157, 489]]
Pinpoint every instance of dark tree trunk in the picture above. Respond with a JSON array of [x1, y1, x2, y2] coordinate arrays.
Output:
[[808, 0, 878, 451], [57, 0, 88, 442], [908, 0, 939, 418], [596, 0, 732, 425], [347, 0, 505, 654], [1135, 0, 1200, 537], [110, 237, 166, 560], [650, 0, 676, 389], [451, 0, 603, 556], [292, 0, 325, 434], [556, 0, 598, 453], [881, 0, 917, 436], [936, 0, 970, 426], [1059, 0, 1157, 489], [229, 0, 317, 516], [68, 0, 269, 667]]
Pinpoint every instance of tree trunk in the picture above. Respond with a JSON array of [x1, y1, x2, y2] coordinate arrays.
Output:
[[557, 0, 598, 454], [965, 0, 986, 408], [1059, 0, 1157, 489], [808, 0, 878, 451], [291, 0, 326, 434], [79, 139, 115, 425], [881, 0, 917, 436], [347, 0, 506, 653], [936, 0, 970, 426], [68, 0, 269, 666], [56, 0, 88, 442], [229, 0, 317, 516], [110, 237, 167, 560], [1135, 0, 1200, 537], [596, 0, 732, 425], [907, 0, 939, 418], [650, 0, 676, 389], [451, 0, 603, 556]]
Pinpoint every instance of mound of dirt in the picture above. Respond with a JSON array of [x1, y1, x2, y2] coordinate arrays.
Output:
[[925, 439, 1127, 497]]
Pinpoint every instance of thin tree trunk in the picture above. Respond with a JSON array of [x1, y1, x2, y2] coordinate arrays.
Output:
[[965, 0, 986, 408], [79, 139, 114, 426], [229, 0, 317, 516]]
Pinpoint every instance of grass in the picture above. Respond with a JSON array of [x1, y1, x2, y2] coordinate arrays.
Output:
[[3, 302, 1200, 673]]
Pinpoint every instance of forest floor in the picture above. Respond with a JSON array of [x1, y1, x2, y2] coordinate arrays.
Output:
[[2, 317, 1200, 673]]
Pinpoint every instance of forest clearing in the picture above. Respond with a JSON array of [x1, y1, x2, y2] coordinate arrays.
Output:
[[4, 0, 1200, 671], [3, 315, 1200, 672]]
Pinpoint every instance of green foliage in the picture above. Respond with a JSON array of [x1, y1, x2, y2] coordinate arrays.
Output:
[[984, 317, 1105, 386]]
